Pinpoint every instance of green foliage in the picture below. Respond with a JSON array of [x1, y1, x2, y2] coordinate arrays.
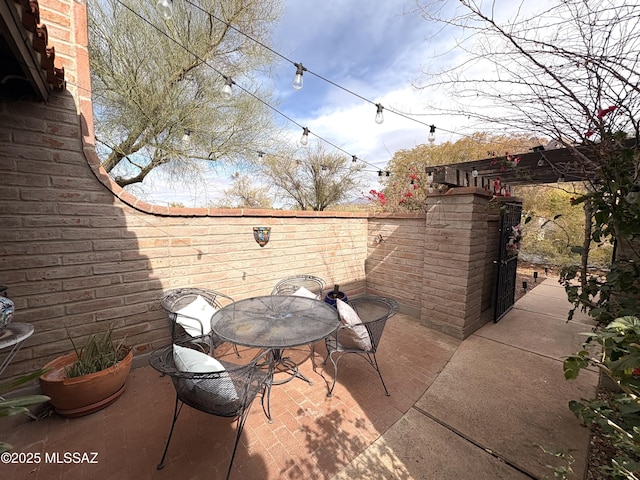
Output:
[[0, 369, 50, 453], [564, 316, 640, 478], [64, 324, 129, 378], [377, 133, 543, 212]]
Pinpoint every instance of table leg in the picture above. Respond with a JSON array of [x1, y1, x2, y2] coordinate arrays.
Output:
[[270, 349, 313, 386]]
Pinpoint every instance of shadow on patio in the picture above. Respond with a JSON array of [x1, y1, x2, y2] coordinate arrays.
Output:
[[3, 313, 460, 480], [3, 279, 601, 480]]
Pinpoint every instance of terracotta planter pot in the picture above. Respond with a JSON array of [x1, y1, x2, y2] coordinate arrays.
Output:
[[39, 348, 133, 417]]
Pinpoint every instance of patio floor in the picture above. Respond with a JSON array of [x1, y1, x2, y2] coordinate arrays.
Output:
[[3, 312, 460, 480], [3, 279, 599, 479]]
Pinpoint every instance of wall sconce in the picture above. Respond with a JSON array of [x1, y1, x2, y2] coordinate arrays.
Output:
[[253, 227, 271, 247], [374, 234, 384, 244]]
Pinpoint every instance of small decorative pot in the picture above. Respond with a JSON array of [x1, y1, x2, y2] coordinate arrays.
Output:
[[324, 291, 348, 308], [0, 296, 14, 333]]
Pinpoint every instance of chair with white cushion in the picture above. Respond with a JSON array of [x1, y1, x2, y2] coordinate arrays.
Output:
[[149, 341, 273, 480], [270, 274, 325, 298], [270, 275, 326, 384], [323, 295, 399, 397], [160, 288, 237, 355]]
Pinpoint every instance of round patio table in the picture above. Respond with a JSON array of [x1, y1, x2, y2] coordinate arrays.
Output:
[[211, 295, 340, 385]]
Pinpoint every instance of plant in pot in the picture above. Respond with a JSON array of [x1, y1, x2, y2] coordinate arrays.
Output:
[[39, 323, 132, 418]]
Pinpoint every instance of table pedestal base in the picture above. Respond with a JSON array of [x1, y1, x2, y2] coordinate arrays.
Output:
[[271, 350, 313, 386]]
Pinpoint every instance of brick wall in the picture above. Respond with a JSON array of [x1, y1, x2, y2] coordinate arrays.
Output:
[[0, 0, 508, 379]]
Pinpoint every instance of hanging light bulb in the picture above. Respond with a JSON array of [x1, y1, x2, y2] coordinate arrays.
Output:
[[428, 125, 436, 143], [257, 151, 264, 159], [472, 167, 478, 178], [537, 156, 545, 167], [156, 0, 173, 19], [221, 76, 234, 99], [378, 170, 383, 177], [352, 155, 357, 163], [300, 127, 309, 146], [293, 63, 306, 90], [375, 104, 384, 124], [182, 129, 191, 146], [558, 173, 565, 183]]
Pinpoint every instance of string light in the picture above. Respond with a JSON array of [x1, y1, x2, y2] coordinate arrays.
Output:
[[375, 104, 384, 124], [300, 127, 310, 146], [352, 155, 357, 163], [558, 173, 565, 182], [113, 0, 448, 176], [182, 129, 191, 146], [221, 76, 234, 99], [156, 0, 173, 19], [472, 167, 478, 178], [428, 125, 436, 143], [293, 63, 306, 90], [257, 151, 264, 159]]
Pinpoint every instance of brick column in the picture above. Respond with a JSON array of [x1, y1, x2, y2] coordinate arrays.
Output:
[[420, 188, 507, 339]]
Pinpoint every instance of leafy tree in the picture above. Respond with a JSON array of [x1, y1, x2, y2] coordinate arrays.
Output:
[[88, 0, 283, 188], [415, 2, 640, 475], [379, 133, 543, 212], [261, 145, 366, 211]]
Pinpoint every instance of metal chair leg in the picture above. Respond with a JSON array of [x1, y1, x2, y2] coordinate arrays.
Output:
[[157, 396, 183, 470]]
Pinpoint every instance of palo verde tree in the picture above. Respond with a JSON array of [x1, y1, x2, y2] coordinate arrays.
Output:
[[88, 0, 283, 189], [260, 144, 366, 211], [415, 1, 640, 475]]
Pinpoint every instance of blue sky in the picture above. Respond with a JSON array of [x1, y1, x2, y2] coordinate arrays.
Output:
[[142, 0, 555, 207], [143, 0, 452, 207]]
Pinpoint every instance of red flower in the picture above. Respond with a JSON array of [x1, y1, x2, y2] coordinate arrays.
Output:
[[413, 183, 419, 190], [597, 105, 617, 119], [409, 173, 418, 180]]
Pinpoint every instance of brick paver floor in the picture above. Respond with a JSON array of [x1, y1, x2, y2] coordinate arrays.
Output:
[[3, 313, 460, 480]]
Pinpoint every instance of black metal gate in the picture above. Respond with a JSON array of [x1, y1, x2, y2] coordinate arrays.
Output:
[[493, 202, 522, 322]]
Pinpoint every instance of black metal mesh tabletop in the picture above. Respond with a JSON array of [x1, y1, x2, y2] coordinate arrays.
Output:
[[211, 295, 340, 349]]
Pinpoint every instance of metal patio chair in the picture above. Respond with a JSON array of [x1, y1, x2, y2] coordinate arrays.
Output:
[[160, 287, 238, 356], [270, 274, 326, 298], [270, 275, 326, 384], [149, 341, 273, 480], [323, 295, 399, 397]]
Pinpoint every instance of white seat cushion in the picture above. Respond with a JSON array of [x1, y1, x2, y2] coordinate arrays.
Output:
[[293, 286, 319, 299], [173, 344, 239, 403], [175, 295, 217, 337], [336, 299, 372, 351]]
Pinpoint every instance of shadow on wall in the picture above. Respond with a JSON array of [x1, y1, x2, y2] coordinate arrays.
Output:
[[0, 95, 165, 379]]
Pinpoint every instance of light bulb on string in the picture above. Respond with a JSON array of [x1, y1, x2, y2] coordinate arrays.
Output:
[[537, 156, 545, 167], [428, 125, 436, 143], [293, 63, 306, 90], [257, 151, 264, 159], [472, 167, 478, 178], [300, 127, 309, 146], [156, 0, 173, 19], [558, 173, 565, 183], [352, 155, 357, 163], [221, 76, 234, 99], [182, 129, 191, 147], [378, 170, 383, 177], [375, 104, 384, 124]]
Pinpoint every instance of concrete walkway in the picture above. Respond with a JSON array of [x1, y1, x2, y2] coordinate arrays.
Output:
[[332, 278, 600, 480]]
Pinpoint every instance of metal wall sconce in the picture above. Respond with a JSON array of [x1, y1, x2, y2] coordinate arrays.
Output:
[[253, 227, 271, 247]]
